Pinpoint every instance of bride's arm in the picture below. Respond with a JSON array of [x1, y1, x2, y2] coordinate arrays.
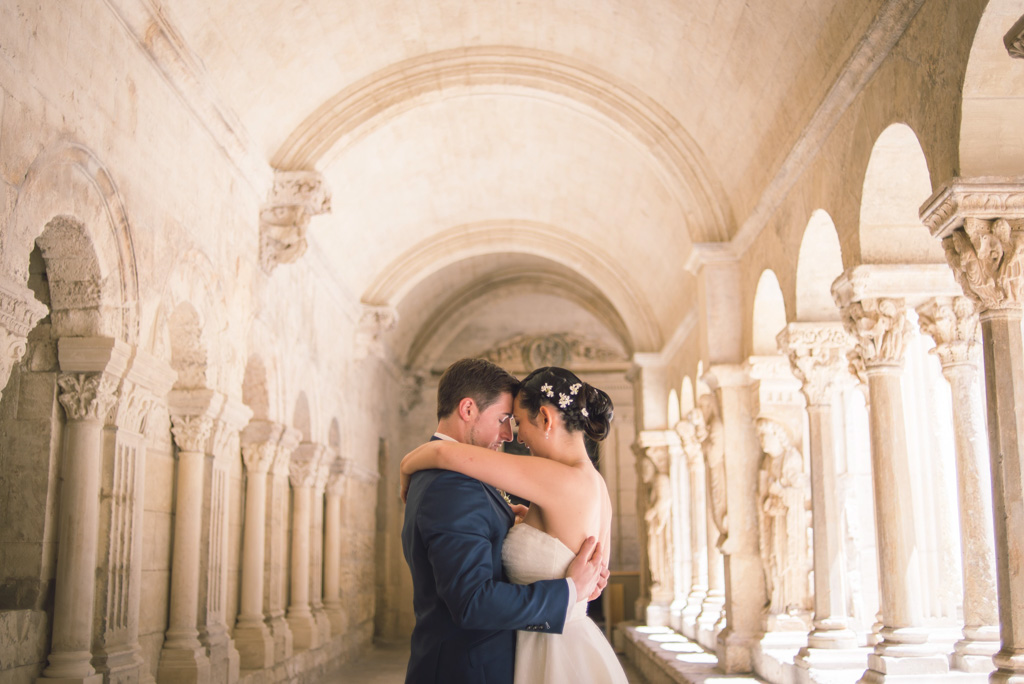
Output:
[[400, 440, 578, 507]]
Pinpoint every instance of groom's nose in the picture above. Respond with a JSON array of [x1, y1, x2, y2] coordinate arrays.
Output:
[[499, 418, 513, 443]]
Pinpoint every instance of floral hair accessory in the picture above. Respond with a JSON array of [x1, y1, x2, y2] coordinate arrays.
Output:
[[541, 383, 554, 397], [558, 393, 572, 408], [581, 407, 589, 417], [569, 383, 581, 395]]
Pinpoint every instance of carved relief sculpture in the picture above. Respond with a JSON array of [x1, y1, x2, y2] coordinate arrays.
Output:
[[641, 446, 673, 596], [692, 395, 727, 546], [259, 170, 332, 273], [756, 418, 811, 627]]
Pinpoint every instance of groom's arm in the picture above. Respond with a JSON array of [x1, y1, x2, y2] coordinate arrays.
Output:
[[418, 472, 570, 634]]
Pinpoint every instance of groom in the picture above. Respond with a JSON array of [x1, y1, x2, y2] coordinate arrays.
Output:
[[402, 357, 606, 684]]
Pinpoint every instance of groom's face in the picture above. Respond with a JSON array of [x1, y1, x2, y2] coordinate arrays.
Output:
[[467, 392, 515, 450]]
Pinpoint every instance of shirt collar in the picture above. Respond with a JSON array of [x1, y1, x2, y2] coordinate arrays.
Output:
[[432, 431, 458, 442]]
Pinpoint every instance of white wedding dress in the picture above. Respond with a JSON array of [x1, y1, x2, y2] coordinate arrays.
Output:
[[502, 523, 628, 684]]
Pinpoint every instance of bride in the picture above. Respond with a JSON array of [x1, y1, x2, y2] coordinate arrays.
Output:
[[401, 366, 628, 684]]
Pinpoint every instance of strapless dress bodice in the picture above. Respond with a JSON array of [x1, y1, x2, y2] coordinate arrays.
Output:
[[502, 523, 587, 621]]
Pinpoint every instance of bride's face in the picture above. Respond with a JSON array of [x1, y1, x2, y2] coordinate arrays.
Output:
[[512, 396, 549, 456]]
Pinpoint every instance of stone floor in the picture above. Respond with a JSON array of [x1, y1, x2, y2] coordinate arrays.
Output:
[[321, 639, 648, 683]]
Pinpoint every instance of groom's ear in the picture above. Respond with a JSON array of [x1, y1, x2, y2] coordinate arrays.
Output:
[[457, 397, 476, 422]]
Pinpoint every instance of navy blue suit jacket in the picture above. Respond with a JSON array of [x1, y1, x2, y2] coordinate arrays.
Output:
[[402, 440, 570, 684]]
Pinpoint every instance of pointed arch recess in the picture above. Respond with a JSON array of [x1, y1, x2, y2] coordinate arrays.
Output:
[[860, 123, 944, 265], [795, 210, 844, 322], [752, 269, 788, 356]]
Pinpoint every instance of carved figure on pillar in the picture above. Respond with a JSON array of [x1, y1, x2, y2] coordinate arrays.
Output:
[[259, 170, 331, 273], [756, 418, 811, 628], [693, 394, 727, 547], [641, 446, 673, 597]]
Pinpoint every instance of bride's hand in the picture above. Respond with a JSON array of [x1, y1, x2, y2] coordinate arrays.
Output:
[[510, 503, 529, 524]]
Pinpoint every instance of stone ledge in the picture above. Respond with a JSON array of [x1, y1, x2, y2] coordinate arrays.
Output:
[[618, 623, 767, 683]]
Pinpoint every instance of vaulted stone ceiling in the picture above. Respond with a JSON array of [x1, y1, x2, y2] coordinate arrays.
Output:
[[166, 0, 891, 364]]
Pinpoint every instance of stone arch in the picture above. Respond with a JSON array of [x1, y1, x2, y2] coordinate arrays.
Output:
[[960, 0, 1024, 176], [365, 220, 659, 353], [795, 210, 844, 322], [860, 123, 944, 264], [293, 392, 313, 443], [242, 354, 280, 422], [668, 389, 681, 427], [6, 142, 139, 343], [751, 270, 788, 355], [272, 46, 732, 243], [680, 377, 695, 416]]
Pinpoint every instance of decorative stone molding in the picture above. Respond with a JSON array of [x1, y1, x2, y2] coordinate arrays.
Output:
[[838, 298, 911, 368], [920, 178, 1024, 239], [259, 170, 331, 273], [1005, 15, 1024, 59], [355, 305, 398, 359], [942, 218, 1024, 312], [57, 372, 119, 421], [916, 297, 981, 367], [171, 415, 215, 453], [289, 444, 325, 489], [777, 323, 851, 406], [0, 278, 48, 336], [338, 457, 380, 484], [481, 332, 628, 372]]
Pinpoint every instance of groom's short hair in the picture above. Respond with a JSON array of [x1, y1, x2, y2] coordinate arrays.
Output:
[[437, 358, 519, 421]]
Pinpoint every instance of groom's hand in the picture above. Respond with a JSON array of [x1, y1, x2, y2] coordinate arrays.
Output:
[[566, 537, 603, 602], [589, 565, 610, 601]]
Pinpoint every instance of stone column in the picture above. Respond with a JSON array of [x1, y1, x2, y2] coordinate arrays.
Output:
[[311, 453, 332, 643], [676, 418, 708, 641], [916, 296, 1000, 672], [778, 323, 861, 665], [232, 421, 283, 670], [94, 350, 175, 684], [201, 398, 251, 684], [267, 428, 301, 661], [159, 397, 219, 684], [286, 442, 323, 651], [41, 338, 128, 684], [705, 365, 768, 674], [0, 276, 47, 403], [667, 436, 691, 633], [838, 297, 949, 681], [921, 180, 1024, 682], [323, 458, 345, 634]]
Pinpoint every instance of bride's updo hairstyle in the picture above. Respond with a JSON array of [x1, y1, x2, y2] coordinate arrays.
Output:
[[516, 367, 614, 441]]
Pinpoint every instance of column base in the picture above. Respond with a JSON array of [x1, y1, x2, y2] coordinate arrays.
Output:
[[205, 624, 240, 683], [645, 600, 672, 628], [806, 625, 859, 650], [324, 603, 346, 635], [286, 612, 319, 652], [990, 648, 1024, 682], [267, 615, 293, 663], [313, 606, 332, 644], [716, 628, 755, 673], [41, 651, 102, 682], [232, 623, 275, 670], [860, 651, 949, 680], [156, 645, 212, 684], [953, 636, 998, 673], [795, 645, 869, 671]]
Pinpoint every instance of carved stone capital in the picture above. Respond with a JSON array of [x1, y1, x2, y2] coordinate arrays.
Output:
[[777, 322, 851, 405], [920, 178, 1024, 239], [259, 170, 331, 273], [1006, 14, 1024, 59], [57, 372, 119, 421], [839, 298, 911, 369], [941, 218, 1024, 312], [290, 443, 327, 489], [113, 382, 158, 433], [916, 297, 981, 367], [241, 442, 279, 475], [170, 414, 215, 453], [481, 332, 628, 373]]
